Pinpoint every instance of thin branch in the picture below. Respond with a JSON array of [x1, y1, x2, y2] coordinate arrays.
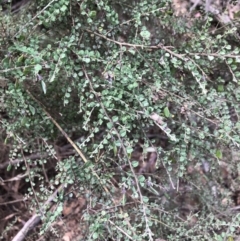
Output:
[[0, 138, 86, 170], [188, 52, 240, 59], [225, 60, 237, 82], [86, 28, 240, 60], [25, 88, 111, 196], [0, 153, 49, 169], [1, 173, 28, 182], [108, 220, 133, 240], [83, 66, 154, 241], [13, 0, 56, 38], [85, 29, 159, 49], [12, 184, 64, 241], [22, 149, 41, 211], [0, 65, 35, 73], [0, 199, 25, 206]]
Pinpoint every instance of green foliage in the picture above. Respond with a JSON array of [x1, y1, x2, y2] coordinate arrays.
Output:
[[1, 0, 240, 240]]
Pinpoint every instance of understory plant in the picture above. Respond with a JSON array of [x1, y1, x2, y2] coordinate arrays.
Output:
[[0, 0, 240, 240]]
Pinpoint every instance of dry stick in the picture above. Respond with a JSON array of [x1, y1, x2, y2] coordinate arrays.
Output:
[[0, 140, 78, 170], [132, 41, 222, 128], [87, 29, 214, 95], [0, 153, 49, 169], [189, 0, 202, 12], [82, 67, 138, 236], [1, 173, 28, 183], [86, 29, 172, 50], [13, 0, 56, 38], [85, 29, 158, 49], [85, 29, 186, 60], [0, 139, 70, 170], [12, 89, 112, 241], [188, 52, 240, 59], [82, 67, 154, 241], [108, 220, 133, 240], [21, 149, 42, 212], [225, 59, 237, 82], [0, 199, 25, 206], [86, 29, 240, 64], [25, 89, 110, 194], [12, 184, 64, 241], [0, 65, 35, 73]]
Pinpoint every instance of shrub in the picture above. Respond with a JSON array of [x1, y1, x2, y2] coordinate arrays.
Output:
[[0, 0, 240, 240]]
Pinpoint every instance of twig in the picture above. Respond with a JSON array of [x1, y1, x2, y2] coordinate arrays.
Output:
[[0, 199, 25, 206], [0, 153, 49, 169], [85, 29, 159, 49], [162, 160, 176, 190], [188, 52, 240, 59], [225, 60, 237, 82], [13, 0, 56, 38], [190, 0, 202, 12], [12, 184, 64, 241], [0, 136, 88, 177], [25, 89, 111, 194], [0, 139, 80, 170], [0, 65, 35, 73], [108, 220, 133, 240], [1, 173, 28, 182], [83, 66, 154, 241], [86, 28, 240, 61], [22, 149, 41, 211], [86, 29, 186, 61], [230, 205, 240, 211]]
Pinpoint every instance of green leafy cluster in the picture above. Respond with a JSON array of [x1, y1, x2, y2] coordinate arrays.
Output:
[[1, 0, 240, 240]]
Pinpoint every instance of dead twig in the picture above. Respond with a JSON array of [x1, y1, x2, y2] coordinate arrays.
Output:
[[0, 138, 83, 170], [83, 66, 154, 241], [0, 199, 25, 206], [25, 89, 111, 196], [0, 153, 49, 170], [12, 184, 64, 241], [85, 29, 187, 60]]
